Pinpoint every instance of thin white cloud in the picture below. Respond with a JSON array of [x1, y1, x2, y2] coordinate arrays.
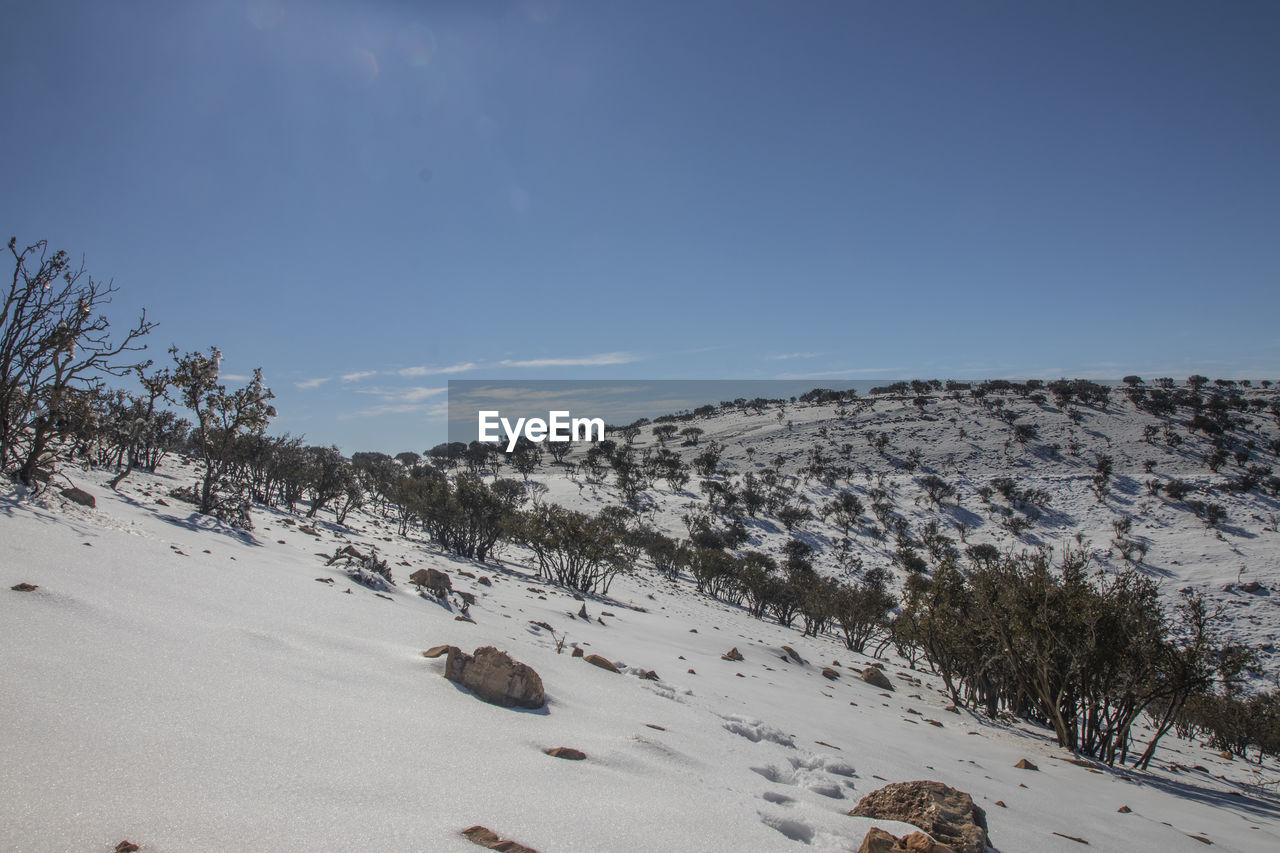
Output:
[[341, 370, 377, 383], [221, 373, 251, 382], [340, 400, 450, 420], [397, 362, 477, 377], [353, 385, 447, 404], [768, 352, 821, 361], [296, 377, 331, 390], [499, 351, 640, 368], [777, 367, 909, 379]]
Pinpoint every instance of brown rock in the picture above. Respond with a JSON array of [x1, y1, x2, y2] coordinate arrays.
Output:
[[861, 667, 894, 691], [584, 654, 619, 673], [822, 667, 840, 680], [422, 645, 452, 658], [1013, 758, 1039, 771], [849, 780, 989, 853], [410, 568, 452, 597], [782, 645, 803, 663], [857, 826, 954, 853], [994, 800, 1006, 808], [1117, 805, 1132, 814], [115, 843, 141, 853], [858, 827, 900, 853], [60, 486, 95, 508], [722, 647, 744, 661], [11, 582, 39, 592], [442, 646, 545, 709], [571, 647, 584, 658], [545, 747, 586, 760], [478, 576, 492, 586], [461, 825, 540, 853], [639, 670, 660, 681]]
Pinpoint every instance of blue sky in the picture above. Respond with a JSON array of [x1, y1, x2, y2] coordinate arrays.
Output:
[[3, 1, 1277, 452]]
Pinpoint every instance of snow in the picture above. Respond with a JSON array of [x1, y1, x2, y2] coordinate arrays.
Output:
[[4, 388, 1280, 852]]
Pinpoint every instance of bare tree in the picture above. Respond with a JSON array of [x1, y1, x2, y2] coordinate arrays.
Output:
[[2, 238, 155, 484]]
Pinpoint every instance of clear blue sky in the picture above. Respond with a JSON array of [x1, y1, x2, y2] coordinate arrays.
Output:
[[3, 1, 1277, 452]]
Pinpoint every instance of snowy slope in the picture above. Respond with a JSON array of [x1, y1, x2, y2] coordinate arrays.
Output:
[[3, 448, 1280, 852], [538, 388, 1280, 668]]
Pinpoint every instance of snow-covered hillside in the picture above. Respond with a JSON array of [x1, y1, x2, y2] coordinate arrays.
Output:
[[535, 385, 1280, 668], [4, 418, 1280, 852]]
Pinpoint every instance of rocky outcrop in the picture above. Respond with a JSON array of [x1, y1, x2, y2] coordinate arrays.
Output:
[[60, 486, 95, 508], [861, 667, 894, 691], [849, 780, 989, 853], [722, 647, 744, 661], [434, 646, 546, 709], [857, 826, 955, 852], [410, 568, 452, 598]]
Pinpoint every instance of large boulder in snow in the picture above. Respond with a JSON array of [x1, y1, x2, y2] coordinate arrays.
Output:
[[442, 646, 545, 709], [410, 567, 452, 598], [861, 666, 894, 691], [60, 486, 95, 508], [849, 781, 988, 853]]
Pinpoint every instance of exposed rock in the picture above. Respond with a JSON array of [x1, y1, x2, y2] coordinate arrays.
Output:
[[571, 647, 584, 658], [298, 525, 319, 536], [456, 590, 477, 607], [639, 670, 660, 681], [441, 646, 545, 709], [578, 603, 589, 619], [861, 667, 894, 690], [849, 780, 989, 853], [782, 645, 803, 663], [462, 825, 540, 853], [11, 582, 39, 592], [1241, 580, 1263, 594], [422, 645, 451, 659], [60, 486, 95, 508], [1117, 805, 1132, 814], [410, 568, 452, 597], [993, 801, 1006, 808], [584, 654, 620, 673], [822, 667, 840, 680], [330, 544, 367, 563], [545, 746, 586, 760], [857, 826, 954, 853], [1013, 758, 1039, 771], [722, 647, 744, 661], [478, 576, 492, 586], [115, 843, 141, 853]]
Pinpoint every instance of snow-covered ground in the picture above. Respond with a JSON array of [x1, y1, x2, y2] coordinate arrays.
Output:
[[4, 388, 1280, 851]]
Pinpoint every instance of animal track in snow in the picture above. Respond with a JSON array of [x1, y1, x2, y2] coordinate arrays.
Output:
[[721, 714, 795, 747], [758, 812, 815, 844], [750, 753, 858, 799]]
